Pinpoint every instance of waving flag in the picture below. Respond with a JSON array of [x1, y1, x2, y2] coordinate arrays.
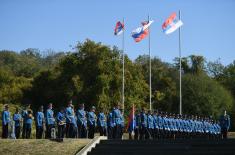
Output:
[[127, 104, 135, 134], [131, 20, 154, 42], [162, 12, 183, 34], [114, 21, 124, 36]]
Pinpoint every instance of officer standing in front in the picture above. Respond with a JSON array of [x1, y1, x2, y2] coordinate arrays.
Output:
[[2, 104, 10, 138], [219, 110, 230, 139]]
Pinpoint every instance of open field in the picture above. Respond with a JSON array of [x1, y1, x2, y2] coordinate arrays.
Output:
[[0, 139, 90, 155]]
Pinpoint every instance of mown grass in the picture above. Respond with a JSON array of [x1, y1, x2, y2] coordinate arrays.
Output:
[[0, 139, 91, 155]]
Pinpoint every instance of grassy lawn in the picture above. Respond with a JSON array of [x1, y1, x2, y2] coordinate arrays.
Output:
[[228, 132, 235, 138], [0, 139, 91, 155]]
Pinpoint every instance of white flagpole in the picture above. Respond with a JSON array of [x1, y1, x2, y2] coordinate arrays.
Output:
[[148, 15, 152, 111], [122, 18, 125, 115], [179, 10, 182, 115]]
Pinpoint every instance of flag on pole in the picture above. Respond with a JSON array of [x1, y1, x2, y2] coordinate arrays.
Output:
[[131, 20, 154, 42], [127, 104, 135, 135], [114, 21, 124, 36], [162, 12, 183, 34]]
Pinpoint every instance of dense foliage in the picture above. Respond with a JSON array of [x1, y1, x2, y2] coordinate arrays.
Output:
[[0, 40, 234, 120]]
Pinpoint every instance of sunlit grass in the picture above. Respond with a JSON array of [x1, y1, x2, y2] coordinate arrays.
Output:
[[0, 139, 90, 155]]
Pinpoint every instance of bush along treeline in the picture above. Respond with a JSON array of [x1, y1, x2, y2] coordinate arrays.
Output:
[[0, 39, 234, 125]]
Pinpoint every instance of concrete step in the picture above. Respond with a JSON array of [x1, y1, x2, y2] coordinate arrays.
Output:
[[88, 139, 235, 155]]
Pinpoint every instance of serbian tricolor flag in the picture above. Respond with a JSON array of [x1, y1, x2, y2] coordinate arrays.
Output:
[[114, 21, 124, 36], [127, 104, 135, 134], [162, 12, 183, 34], [131, 20, 154, 42]]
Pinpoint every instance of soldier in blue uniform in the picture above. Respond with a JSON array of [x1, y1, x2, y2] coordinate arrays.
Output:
[[112, 104, 122, 139], [21, 104, 30, 138], [97, 110, 106, 136], [76, 103, 87, 138], [57, 107, 66, 138], [219, 110, 230, 139], [146, 110, 154, 139], [134, 110, 141, 140], [25, 105, 33, 139], [45, 103, 55, 138], [36, 106, 44, 139], [162, 112, 169, 138], [65, 101, 77, 138], [107, 109, 114, 139], [139, 108, 147, 140], [158, 112, 164, 139], [152, 110, 158, 139], [87, 106, 96, 139], [13, 107, 21, 139], [2, 104, 10, 138]]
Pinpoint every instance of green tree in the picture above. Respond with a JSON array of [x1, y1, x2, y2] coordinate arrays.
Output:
[[181, 74, 233, 117]]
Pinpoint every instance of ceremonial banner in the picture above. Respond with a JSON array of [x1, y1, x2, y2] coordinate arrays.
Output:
[[131, 20, 154, 42], [162, 12, 183, 34], [114, 21, 124, 36]]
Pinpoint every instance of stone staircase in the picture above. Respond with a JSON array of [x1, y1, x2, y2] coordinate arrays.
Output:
[[87, 139, 235, 155]]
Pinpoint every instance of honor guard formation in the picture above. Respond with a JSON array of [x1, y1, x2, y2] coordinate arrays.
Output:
[[1, 102, 231, 140]]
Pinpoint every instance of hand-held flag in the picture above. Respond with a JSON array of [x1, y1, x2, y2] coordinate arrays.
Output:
[[131, 20, 154, 42], [114, 21, 124, 36], [162, 12, 183, 34]]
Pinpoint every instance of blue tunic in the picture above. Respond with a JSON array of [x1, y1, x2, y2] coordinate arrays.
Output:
[[140, 112, 147, 128], [57, 112, 65, 125], [46, 109, 55, 125], [107, 112, 114, 127], [13, 113, 21, 127], [76, 109, 87, 127], [112, 109, 122, 126], [87, 111, 96, 126], [219, 115, 230, 130], [36, 112, 44, 127], [2, 110, 10, 125], [97, 112, 106, 127], [147, 114, 154, 129]]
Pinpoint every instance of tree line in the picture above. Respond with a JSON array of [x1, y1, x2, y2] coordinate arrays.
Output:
[[0, 39, 234, 124]]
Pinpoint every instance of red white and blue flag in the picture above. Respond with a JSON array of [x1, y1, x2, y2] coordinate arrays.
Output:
[[162, 12, 183, 34], [114, 21, 124, 36], [127, 104, 135, 134], [131, 20, 154, 42]]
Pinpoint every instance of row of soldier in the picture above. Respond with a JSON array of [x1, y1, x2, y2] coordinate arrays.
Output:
[[1, 103, 230, 139], [128, 109, 230, 140], [1, 102, 125, 139]]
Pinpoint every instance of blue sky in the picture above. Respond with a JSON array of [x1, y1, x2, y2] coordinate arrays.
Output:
[[0, 0, 235, 65]]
